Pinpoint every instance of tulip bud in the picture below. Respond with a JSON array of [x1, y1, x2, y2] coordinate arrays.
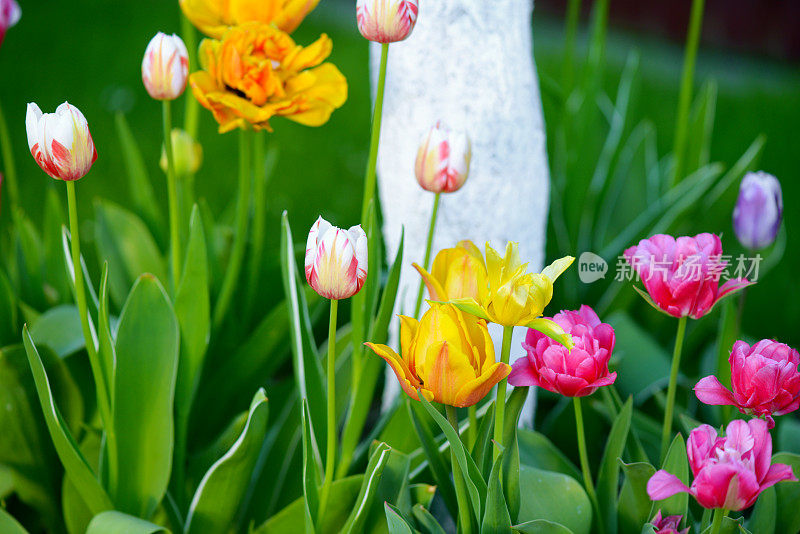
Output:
[[414, 121, 471, 194], [0, 0, 21, 46], [26, 102, 97, 181], [733, 171, 783, 250], [142, 32, 189, 100], [356, 0, 419, 43], [305, 217, 368, 300], [160, 128, 202, 177]]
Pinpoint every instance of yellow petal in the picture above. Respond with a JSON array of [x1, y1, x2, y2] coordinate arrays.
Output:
[[365, 342, 423, 401], [541, 256, 575, 283], [453, 362, 511, 408], [413, 262, 448, 302], [419, 341, 476, 406]]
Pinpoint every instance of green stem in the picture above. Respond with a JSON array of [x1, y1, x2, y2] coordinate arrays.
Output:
[[66, 181, 117, 491], [661, 316, 688, 461], [493, 325, 514, 460], [360, 43, 389, 226], [573, 397, 602, 534], [0, 99, 19, 209], [413, 193, 441, 319], [244, 132, 269, 324], [561, 0, 582, 89], [181, 14, 200, 139], [670, 0, 706, 186], [213, 128, 251, 329], [709, 508, 728, 534], [467, 405, 477, 449], [318, 299, 339, 522], [162, 101, 182, 290], [446, 405, 473, 534]]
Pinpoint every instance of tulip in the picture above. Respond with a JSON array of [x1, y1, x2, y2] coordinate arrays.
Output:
[[180, 0, 320, 38], [356, 0, 419, 43], [625, 233, 752, 320], [305, 216, 368, 300], [649, 510, 688, 534], [647, 419, 797, 511], [509, 305, 616, 397], [160, 128, 203, 177], [733, 171, 783, 250], [415, 121, 471, 194], [366, 303, 510, 407], [26, 102, 97, 181], [414, 240, 487, 302], [142, 32, 189, 101], [0, 0, 20, 46], [695, 339, 800, 428]]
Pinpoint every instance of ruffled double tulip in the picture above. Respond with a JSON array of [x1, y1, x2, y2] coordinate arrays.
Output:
[[142, 33, 189, 101], [414, 240, 486, 302], [305, 217, 367, 300], [0, 0, 20, 46], [624, 233, 752, 319], [25, 102, 97, 181], [414, 121, 471, 194], [695, 339, 800, 428], [647, 419, 797, 511], [649, 510, 687, 534], [733, 171, 783, 250], [509, 305, 616, 397], [366, 303, 510, 407], [190, 23, 347, 133], [180, 0, 320, 37], [356, 0, 419, 43]]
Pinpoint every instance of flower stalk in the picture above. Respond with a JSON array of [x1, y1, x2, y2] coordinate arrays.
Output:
[[413, 192, 441, 318], [162, 100, 182, 289], [709, 508, 727, 534], [574, 396, 602, 534], [360, 42, 389, 226], [319, 298, 339, 522], [446, 405, 473, 534], [0, 99, 19, 208], [493, 325, 514, 459], [661, 316, 687, 461]]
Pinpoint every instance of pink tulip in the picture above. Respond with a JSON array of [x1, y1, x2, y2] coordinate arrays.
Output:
[[0, 0, 20, 47], [647, 419, 796, 511], [26, 102, 97, 182], [356, 0, 419, 43], [695, 339, 800, 428], [305, 217, 368, 300], [649, 510, 687, 534], [624, 233, 752, 319], [508, 305, 616, 397]]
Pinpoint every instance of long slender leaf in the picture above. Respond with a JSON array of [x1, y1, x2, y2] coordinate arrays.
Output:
[[618, 461, 656, 534], [301, 399, 323, 534], [0, 508, 30, 534], [650, 435, 688, 521], [411, 504, 447, 534], [483, 449, 512, 533], [503, 387, 529, 521], [513, 519, 574, 534], [596, 397, 632, 534], [341, 442, 392, 534], [86, 511, 169, 534], [384, 503, 417, 534]]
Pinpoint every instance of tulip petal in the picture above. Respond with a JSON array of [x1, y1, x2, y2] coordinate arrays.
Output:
[[453, 362, 511, 408], [631, 284, 678, 317], [413, 262, 448, 302], [447, 297, 490, 322], [365, 342, 422, 401], [508, 356, 540, 387], [420, 341, 476, 406], [524, 317, 574, 349], [694, 375, 738, 407], [759, 463, 798, 490], [647, 470, 690, 501], [541, 256, 575, 283]]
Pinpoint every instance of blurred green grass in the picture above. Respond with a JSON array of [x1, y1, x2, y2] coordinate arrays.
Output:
[[0, 1, 797, 341]]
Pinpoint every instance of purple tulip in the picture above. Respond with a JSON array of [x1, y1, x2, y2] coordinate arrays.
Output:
[[733, 171, 783, 250]]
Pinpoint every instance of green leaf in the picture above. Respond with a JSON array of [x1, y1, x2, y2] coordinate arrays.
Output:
[[350, 201, 381, 376], [517, 429, 581, 481], [517, 466, 591, 534], [503, 387, 529, 521], [524, 319, 572, 349], [43, 186, 71, 304], [596, 397, 632, 534], [112, 275, 179, 518], [618, 461, 657, 534], [86, 511, 170, 533], [411, 504, 446, 534], [368, 229, 404, 344], [483, 449, 512, 533], [29, 305, 83, 358], [471, 401, 495, 481], [747, 485, 775, 534], [185, 388, 269, 534], [773, 452, 800, 534], [0, 508, 29, 534], [702, 135, 765, 211], [650, 435, 688, 521], [62, 432, 103, 534], [363, 445, 411, 533], [512, 519, 575, 534], [683, 80, 717, 175], [0, 271, 18, 346], [448, 298, 490, 322], [97, 264, 115, 416], [94, 200, 166, 308], [341, 442, 392, 534], [13, 208, 46, 310], [301, 399, 323, 533], [280, 212, 326, 447], [21, 327, 113, 514], [384, 503, 417, 534]]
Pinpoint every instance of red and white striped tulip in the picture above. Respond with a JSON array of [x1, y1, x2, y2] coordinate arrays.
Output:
[[0, 0, 20, 46], [142, 32, 189, 100], [25, 102, 97, 181], [356, 0, 419, 43], [415, 121, 471, 194], [305, 217, 368, 300]]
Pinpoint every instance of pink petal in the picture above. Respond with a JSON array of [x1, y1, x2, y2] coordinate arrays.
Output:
[[647, 470, 690, 501], [508, 357, 540, 387], [694, 376, 738, 407]]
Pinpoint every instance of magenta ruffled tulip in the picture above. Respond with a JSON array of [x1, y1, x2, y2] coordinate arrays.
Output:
[[649, 510, 687, 534], [647, 419, 797, 511], [695, 339, 800, 428], [508, 305, 616, 397], [624, 233, 752, 319]]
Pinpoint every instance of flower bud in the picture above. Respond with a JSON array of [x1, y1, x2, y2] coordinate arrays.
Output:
[[160, 129, 202, 177], [0, 0, 21, 47], [414, 121, 471, 194], [356, 0, 419, 43], [733, 171, 783, 250], [305, 217, 367, 300], [26, 102, 97, 181], [142, 32, 189, 101]]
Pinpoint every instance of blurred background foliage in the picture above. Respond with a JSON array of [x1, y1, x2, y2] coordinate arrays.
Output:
[[0, 1, 797, 338]]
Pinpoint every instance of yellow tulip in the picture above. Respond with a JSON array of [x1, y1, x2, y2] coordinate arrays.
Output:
[[366, 304, 510, 407], [180, 0, 320, 38], [413, 240, 487, 302]]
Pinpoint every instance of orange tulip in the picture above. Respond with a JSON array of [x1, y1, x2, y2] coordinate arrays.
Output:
[[180, 0, 320, 37], [366, 303, 510, 407]]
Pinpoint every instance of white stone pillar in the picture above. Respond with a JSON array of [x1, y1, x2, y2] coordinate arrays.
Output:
[[373, 0, 549, 426]]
